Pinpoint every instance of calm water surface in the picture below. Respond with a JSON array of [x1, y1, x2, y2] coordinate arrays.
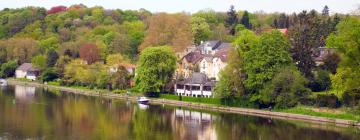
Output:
[[0, 85, 359, 140]]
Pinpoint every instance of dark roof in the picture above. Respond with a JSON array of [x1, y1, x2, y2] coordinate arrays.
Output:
[[184, 72, 208, 84], [204, 81, 216, 87], [16, 63, 38, 71], [214, 47, 230, 62], [197, 40, 231, 50], [183, 51, 203, 64]]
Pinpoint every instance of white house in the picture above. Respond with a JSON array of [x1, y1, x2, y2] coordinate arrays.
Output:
[[15, 63, 39, 81], [175, 72, 216, 98], [199, 48, 229, 80]]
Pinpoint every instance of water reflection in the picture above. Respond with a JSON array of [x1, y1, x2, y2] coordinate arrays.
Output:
[[0, 85, 359, 140]]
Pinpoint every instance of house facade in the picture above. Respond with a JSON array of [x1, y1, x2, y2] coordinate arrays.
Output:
[[176, 40, 230, 80], [15, 63, 40, 81], [174, 72, 216, 98]]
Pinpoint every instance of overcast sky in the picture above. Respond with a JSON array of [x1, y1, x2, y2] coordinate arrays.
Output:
[[1, 0, 359, 14]]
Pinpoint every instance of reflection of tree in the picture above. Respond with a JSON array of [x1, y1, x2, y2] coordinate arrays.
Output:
[[130, 105, 173, 140]]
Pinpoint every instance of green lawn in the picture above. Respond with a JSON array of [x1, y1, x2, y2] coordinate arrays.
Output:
[[278, 106, 360, 121], [160, 94, 222, 105]]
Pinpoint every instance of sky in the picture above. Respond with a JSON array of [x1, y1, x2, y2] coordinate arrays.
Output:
[[1, 0, 359, 14]]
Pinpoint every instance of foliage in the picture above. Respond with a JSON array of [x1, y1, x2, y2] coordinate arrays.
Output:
[[135, 46, 176, 94], [215, 47, 244, 99], [46, 49, 59, 67], [315, 94, 340, 108], [41, 68, 59, 82], [243, 30, 292, 93], [240, 11, 251, 29], [260, 67, 310, 109], [342, 89, 360, 107], [191, 17, 211, 45], [320, 53, 341, 74], [0, 60, 18, 78], [308, 70, 331, 92], [139, 13, 192, 52], [31, 55, 47, 71], [79, 43, 100, 64], [327, 17, 360, 92], [106, 53, 125, 66], [224, 5, 238, 35]]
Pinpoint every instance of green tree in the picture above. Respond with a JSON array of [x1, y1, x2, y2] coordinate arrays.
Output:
[[41, 68, 59, 82], [0, 60, 18, 78], [243, 30, 292, 94], [31, 55, 47, 71], [135, 46, 176, 94], [327, 17, 360, 92], [191, 17, 211, 45], [260, 66, 309, 109]]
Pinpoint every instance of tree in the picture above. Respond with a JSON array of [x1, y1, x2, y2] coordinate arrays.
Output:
[[191, 17, 211, 45], [320, 53, 341, 74], [225, 5, 238, 35], [240, 11, 251, 29], [31, 55, 47, 71], [46, 49, 59, 67], [260, 66, 310, 109], [55, 55, 71, 78], [0, 60, 18, 78], [322, 5, 330, 16], [41, 68, 58, 82], [135, 46, 176, 94], [243, 30, 292, 93], [79, 43, 100, 64], [106, 53, 125, 66], [327, 17, 360, 92], [289, 11, 321, 80], [215, 47, 245, 99], [140, 13, 192, 52]]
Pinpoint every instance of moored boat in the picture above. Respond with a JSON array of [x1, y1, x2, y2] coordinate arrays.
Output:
[[137, 96, 150, 104], [0, 79, 7, 86]]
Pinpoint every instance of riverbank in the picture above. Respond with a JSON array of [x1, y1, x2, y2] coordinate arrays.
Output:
[[6, 79, 360, 128]]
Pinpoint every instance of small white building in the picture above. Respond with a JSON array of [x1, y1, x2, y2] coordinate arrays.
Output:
[[15, 63, 40, 81], [175, 73, 216, 98]]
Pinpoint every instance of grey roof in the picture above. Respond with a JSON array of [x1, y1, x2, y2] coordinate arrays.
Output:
[[17, 63, 38, 71], [197, 40, 231, 50], [184, 72, 208, 84]]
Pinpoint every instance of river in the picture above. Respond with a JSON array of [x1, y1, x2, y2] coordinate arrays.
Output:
[[0, 85, 359, 140]]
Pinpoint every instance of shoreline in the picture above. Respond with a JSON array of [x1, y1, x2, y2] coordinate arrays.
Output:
[[6, 79, 360, 128]]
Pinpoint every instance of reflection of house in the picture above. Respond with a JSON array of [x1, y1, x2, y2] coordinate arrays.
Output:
[[15, 63, 40, 81], [176, 40, 230, 80], [314, 47, 336, 66], [175, 73, 216, 97], [15, 85, 36, 102]]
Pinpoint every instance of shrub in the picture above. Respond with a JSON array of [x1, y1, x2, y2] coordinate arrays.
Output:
[[308, 70, 331, 92], [0, 60, 18, 78], [315, 94, 340, 108], [113, 89, 128, 94], [342, 89, 360, 107], [41, 68, 58, 82]]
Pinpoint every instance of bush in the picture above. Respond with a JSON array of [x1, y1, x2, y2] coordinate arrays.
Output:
[[159, 94, 222, 105], [308, 70, 331, 92], [113, 89, 128, 94], [342, 89, 360, 107], [41, 68, 58, 82], [0, 60, 18, 78], [315, 94, 340, 108]]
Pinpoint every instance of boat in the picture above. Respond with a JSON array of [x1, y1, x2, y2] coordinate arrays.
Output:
[[0, 79, 7, 86], [137, 96, 150, 104]]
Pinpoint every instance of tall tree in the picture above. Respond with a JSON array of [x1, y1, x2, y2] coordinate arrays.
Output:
[[243, 30, 292, 93], [79, 43, 100, 64], [191, 17, 211, 45], [289, 10, 321, 80], [46, 49, 59, 67], [322, 5, 330, 16], [140, 13, 192, 52], [135, 46, 176, 94], [240, 11, 252, 29], [327, 17, 360, 92], [225, 5, 238, 35]]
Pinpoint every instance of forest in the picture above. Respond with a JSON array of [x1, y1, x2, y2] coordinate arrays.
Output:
[[0, 4, 360, 111]]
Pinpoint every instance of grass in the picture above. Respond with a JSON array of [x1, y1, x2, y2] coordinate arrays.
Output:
[[278, 106, 360, 121], [160, 94, 222, 105]]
